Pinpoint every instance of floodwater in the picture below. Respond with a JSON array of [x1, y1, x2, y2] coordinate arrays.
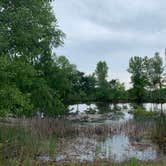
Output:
[[38, 103, 166, 163], [54, 134, 160, 162], [69, 103, 166, 114]]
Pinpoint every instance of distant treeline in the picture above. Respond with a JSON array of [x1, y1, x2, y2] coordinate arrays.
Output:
[[67, 53, 166, 104], [0, 1, 165, 117]]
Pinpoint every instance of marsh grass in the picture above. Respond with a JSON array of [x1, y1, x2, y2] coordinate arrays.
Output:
[[0, 122, 57, 165], [152, 113, 166, 153], [0, 117, 165, 165], [132, 106, 166, 153]]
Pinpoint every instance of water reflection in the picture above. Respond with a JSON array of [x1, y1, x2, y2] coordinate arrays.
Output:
[[65, 103, 166, 162], [96, 103, 111, 113], [69, 104, 97, 114], [68, 103, 134, 124], [96, 103, 125, 114], [69, 103, 166, 114], [97, 134, 157, 161], [143, 103, 166, 112], [55, 134, 159, 162]]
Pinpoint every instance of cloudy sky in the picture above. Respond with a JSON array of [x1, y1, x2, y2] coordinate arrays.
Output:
[[52, 0, 166, 88]]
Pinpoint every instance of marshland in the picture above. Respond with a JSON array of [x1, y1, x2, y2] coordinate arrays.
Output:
[[0, 103, 166, 165], [0, 0, 166, 166]]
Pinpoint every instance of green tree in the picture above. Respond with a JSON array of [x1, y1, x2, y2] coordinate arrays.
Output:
[[95, 61, 110, 101], [128, 56, 148, 103], [95, 61, 108, 83], [0, 56, 33, 117], [145, 53, 165, 102], [69, 72, 96, 102], [0, 0, 64, 62], [147, 53, 164, 90], [109, 79, 127, 102], [0, 0, 65, 117], [80, 74, 96, 101], [54, 56, 77, 101]]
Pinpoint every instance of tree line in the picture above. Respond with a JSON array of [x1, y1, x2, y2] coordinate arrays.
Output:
[[0, 1, 165, 117], [128, 53, 166, 103]]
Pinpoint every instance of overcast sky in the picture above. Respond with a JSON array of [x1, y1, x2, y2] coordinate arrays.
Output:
[[52, 0, 166, 88]]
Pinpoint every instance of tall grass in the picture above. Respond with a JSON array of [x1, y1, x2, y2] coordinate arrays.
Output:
[[152, 113, 166, 153], [0, 122, 57, 165], [0, 117, 165, 165], [133, 107, 166, 152]]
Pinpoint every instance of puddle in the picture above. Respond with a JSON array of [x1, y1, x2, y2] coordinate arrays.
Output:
[[54, 134, 161, 162], [97, 135, 157, 161]]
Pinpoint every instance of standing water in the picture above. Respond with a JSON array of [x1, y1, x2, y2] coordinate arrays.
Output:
[[38, 103, 166, 163]]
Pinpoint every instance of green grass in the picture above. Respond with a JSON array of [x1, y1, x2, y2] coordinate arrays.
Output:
[[0, 124, 57, 164], [133, 107, 159, 120]]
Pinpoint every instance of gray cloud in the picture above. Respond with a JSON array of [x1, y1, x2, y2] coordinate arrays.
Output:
[[52, 0, 166, 88]]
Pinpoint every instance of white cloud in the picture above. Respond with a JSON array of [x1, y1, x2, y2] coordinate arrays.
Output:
[[52, 0, 166, 86]]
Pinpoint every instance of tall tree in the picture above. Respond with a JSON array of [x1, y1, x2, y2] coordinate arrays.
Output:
[[95, 61, 108, 83], [0, 0, 65, 116], [150, 53, 164, 90], [0, 0, 64, 62], [145, 53, 165, 102], [128, 56, 148, 103], [95, 61, 110, 101]]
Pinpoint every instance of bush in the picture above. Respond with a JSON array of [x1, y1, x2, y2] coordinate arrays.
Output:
[[134, 107, 159, 120]]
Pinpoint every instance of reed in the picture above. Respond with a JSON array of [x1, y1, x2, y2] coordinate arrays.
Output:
[[152, 113, 166, 153], [0, 117, 164, 165]]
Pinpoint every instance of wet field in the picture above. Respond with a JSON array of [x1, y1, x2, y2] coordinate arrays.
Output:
[[37, 103, 166, 163]]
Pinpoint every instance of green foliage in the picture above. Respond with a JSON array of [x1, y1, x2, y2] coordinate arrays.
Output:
[[95, 61, 110, 101], [0, 56, 34, 117], [95, 61, 108, 83], [94, 61, 127, 102], [0, 0, 67, 117], [149, 53, 164, 88], [0, 85, 33, 117], [0, 0, 165, 118], [134, 106, 159, 121], [109, 79, 127, 101], [128, 54, 165, 103], [128, 56, 148, 103], [0, 0, 64, 59], [146, 53, 165, 102]]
